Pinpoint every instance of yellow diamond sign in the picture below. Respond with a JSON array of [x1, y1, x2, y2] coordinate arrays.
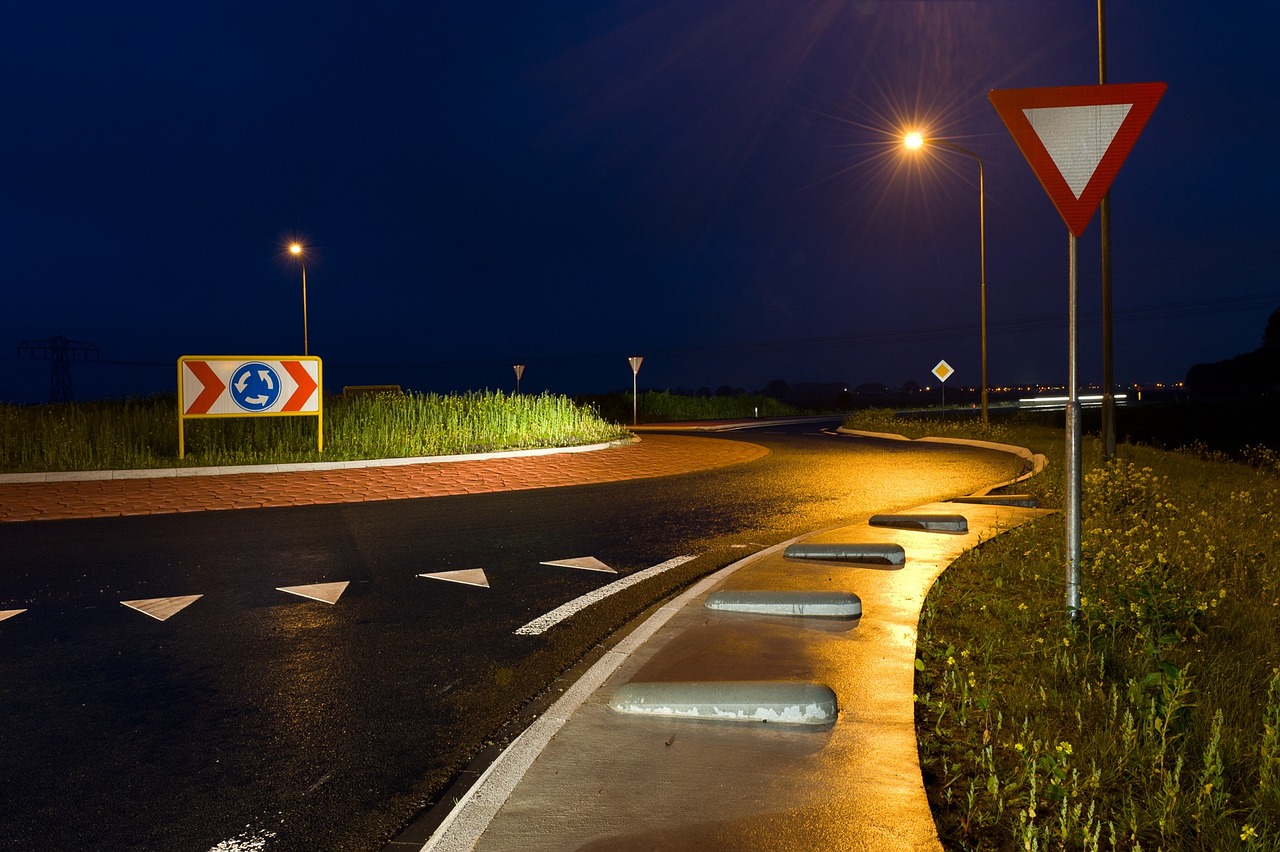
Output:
[[932, 360, 954, 383]]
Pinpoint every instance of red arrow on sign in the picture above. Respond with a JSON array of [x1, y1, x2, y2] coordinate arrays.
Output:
[[281, 360, 318, 411], [989, 82, 1165, 236], [184, 360, 226, 415]]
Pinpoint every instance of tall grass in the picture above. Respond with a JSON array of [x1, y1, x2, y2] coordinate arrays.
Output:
[[0, 392, 630, 473], [844, 408, 1280, 850], [583, 390, 800, 424]]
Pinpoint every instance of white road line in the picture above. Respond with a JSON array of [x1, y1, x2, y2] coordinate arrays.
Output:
[[514, 555, 696, 636]]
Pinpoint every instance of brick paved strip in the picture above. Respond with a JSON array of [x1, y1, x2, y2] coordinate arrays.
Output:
[[0, 436, 768, 523]]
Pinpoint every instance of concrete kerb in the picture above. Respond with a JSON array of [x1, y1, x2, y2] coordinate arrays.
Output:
[[0, 437, 640, 485], [608, 680, 840, 726], [705, 589, 863, 619], [629, 415, 843, 433], [837, 427, 1048, 496]]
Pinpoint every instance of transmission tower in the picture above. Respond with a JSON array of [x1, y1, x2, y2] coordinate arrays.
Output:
[[18, 336, 99, 403]]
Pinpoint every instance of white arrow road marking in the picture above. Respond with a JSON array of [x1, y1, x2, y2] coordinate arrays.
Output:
[[120, 595, 203, 622], [515, 555, 696, 636], [0, 609, 27, 623], [539, 556, 616, 574], [418, 569, 490, 588], [277, 581, 350, 605]]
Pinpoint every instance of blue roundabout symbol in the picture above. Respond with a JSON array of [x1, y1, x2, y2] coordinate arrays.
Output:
[[229, 362, 282, 412]]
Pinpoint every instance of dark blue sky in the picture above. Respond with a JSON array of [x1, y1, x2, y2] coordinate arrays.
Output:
[[3, 1, 1277, 402]]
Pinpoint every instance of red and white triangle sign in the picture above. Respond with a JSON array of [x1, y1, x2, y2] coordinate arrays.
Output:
[[990, 82, 1166, 237]]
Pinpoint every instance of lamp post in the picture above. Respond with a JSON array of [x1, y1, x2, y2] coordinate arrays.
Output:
[[904, 132, 988, 425], [289, 243, 309, 356]]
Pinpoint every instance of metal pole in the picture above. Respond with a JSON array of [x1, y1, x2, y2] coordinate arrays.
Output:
[[632, 371, 638, 426], [302, 261, 309, 356], [933, 140, 988, 426], [1099, 0, 1116, 459], [978, 157, 988, 425], [1066, 233, 1082, 619]]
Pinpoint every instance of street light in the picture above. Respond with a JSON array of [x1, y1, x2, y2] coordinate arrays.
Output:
[[904, 132, 988, 425], [289, 243, 309, 356]]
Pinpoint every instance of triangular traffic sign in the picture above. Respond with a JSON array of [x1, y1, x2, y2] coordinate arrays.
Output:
[[990, 83, 1166, 236]]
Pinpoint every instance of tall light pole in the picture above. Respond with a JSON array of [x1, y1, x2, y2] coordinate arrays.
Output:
[[289, 243, 309, 356], [1098, 0, 1116, 459], [904, 132, 988, 425]]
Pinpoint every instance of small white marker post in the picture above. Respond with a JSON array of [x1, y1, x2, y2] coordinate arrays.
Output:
[[628, 356, 643, 426]]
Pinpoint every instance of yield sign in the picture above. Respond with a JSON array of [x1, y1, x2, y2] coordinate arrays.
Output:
[[990, 83, 1166, 236]]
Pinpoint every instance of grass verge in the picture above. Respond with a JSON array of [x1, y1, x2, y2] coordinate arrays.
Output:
[[0, 391, 631, 473], [844, 409, 1280, 851]]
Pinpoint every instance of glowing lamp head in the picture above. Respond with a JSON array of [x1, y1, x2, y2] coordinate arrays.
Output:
[[289, 243, 303, 256], [904, 131, 924, 150]]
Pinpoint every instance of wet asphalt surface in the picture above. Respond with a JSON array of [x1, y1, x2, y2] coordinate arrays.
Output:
[[0, 426, 1023, 850]]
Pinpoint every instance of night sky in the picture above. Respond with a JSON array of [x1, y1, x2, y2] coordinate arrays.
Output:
[[3, 1, 1277, 403]]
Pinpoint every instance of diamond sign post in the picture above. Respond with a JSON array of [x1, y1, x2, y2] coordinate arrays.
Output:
[[990, 82, 1165, 618], [932, 359, 954, 408]]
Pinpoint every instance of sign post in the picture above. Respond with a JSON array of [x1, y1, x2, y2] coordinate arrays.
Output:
[[990, 82, 1164, 618], [932, 359, 954, 408], [513, 364, 525, 395], [177, 356, 322, 458], [628, 356, 643, 426]]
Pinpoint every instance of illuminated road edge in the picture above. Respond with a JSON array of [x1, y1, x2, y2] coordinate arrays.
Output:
[[514, 555, 696, 636]]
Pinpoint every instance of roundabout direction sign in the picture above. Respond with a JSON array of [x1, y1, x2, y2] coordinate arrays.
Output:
[[177, 355, 322, 458]]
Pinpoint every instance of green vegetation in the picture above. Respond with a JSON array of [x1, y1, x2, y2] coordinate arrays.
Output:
[[843, 410, 1280, 850], [0, 391, 630, 473], [582, 389, 800, 424]]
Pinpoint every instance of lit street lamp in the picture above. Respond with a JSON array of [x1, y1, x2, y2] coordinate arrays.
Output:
[[289, 242, 309, 356], [904, 132, 988, 425]]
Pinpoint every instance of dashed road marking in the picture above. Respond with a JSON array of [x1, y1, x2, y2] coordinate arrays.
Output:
[[276, 581, 349, 605], [539, 556, 615, 574], [120, 595, 203, 622], [515, 555, 696, 636], [419, 569, 491, 588]]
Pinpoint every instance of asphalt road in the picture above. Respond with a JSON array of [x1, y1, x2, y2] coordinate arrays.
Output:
[[0, 425, 1024, 851]]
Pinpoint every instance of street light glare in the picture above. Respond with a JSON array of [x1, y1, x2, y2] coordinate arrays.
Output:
[[904, 131, 924, 150], [289, 243, 303, 255]]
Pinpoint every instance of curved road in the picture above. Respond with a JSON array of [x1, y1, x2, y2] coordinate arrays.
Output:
[[0, 424, 1023, 850]]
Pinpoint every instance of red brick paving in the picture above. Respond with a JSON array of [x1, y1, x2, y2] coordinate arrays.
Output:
[[0, 435, 769, 523]]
